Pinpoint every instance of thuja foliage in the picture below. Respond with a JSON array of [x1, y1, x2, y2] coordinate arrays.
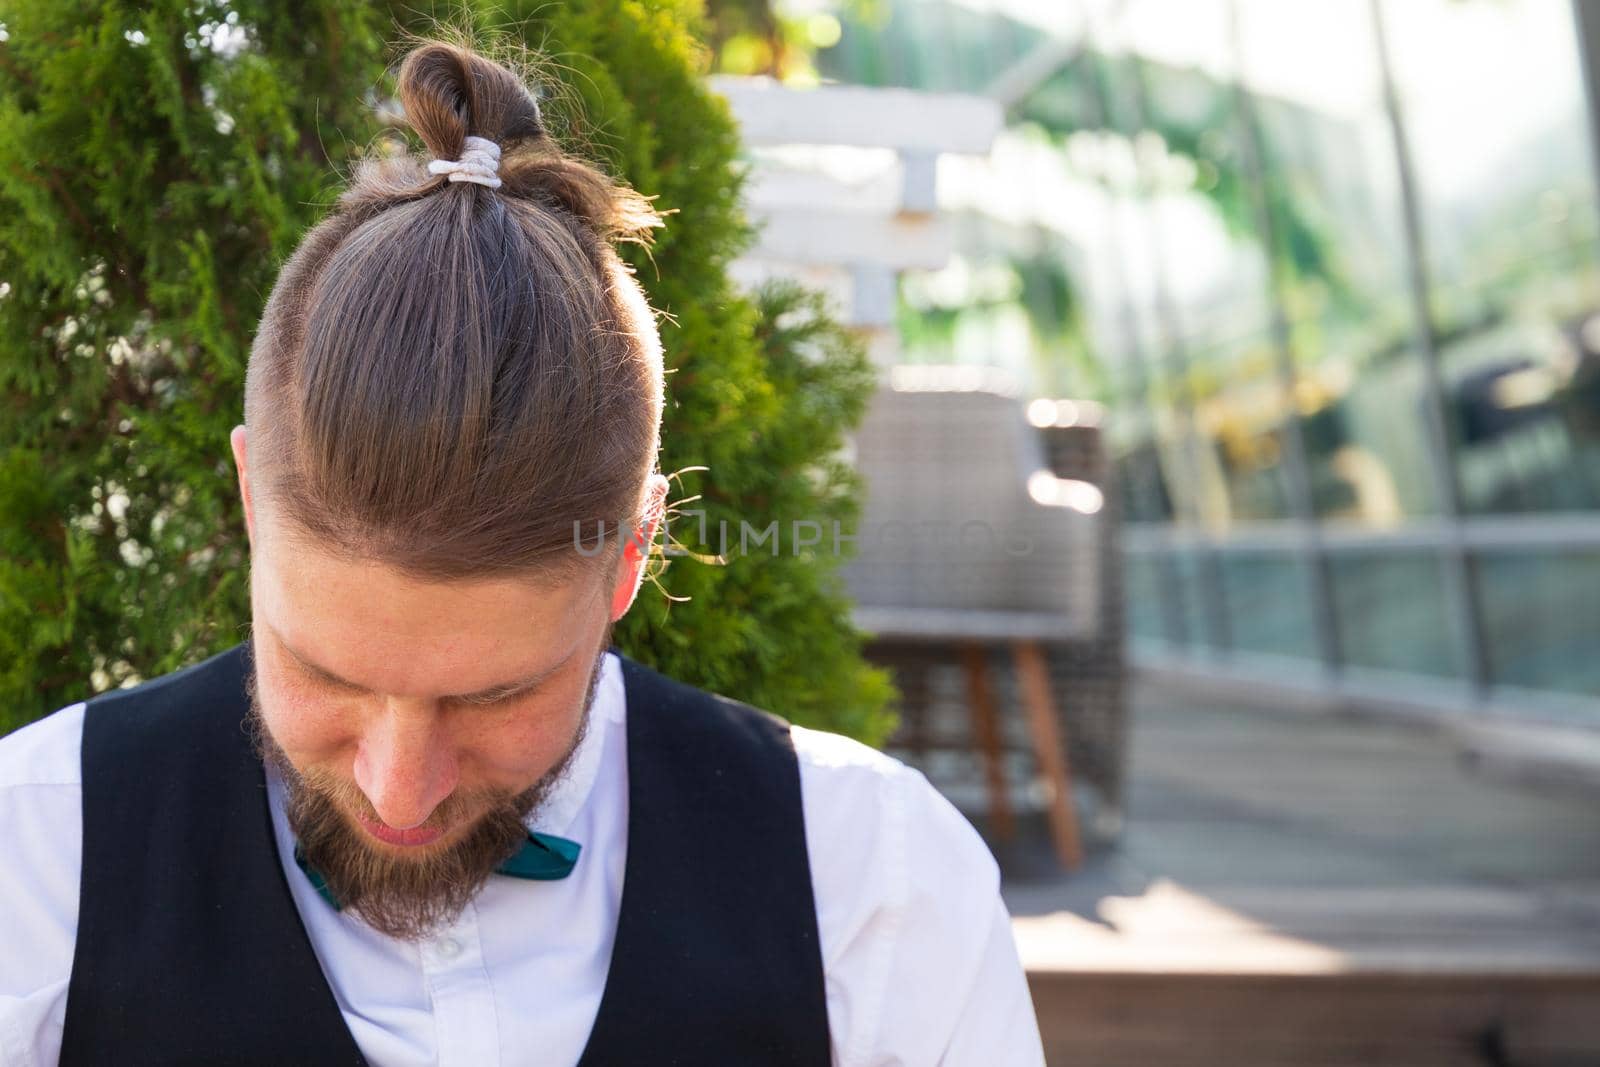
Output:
[[0, 0, 895, 742]]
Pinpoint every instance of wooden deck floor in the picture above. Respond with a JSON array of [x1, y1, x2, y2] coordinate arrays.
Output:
[[969, 683, 1600, 1066]]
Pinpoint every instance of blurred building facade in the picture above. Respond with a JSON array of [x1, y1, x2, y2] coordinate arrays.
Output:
[[805, 0, 1600, 733]]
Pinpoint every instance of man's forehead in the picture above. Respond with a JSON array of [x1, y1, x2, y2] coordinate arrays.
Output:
[[251, 533, 604, 700], [263, 619, 579, 703]]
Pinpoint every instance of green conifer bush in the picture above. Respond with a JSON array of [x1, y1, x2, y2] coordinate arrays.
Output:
[[0, 0, 894, 742]]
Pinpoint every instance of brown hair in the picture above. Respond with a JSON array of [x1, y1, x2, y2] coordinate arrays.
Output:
[[244, 40, 665, 581]]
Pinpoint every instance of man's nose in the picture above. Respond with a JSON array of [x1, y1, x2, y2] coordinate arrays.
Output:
[[351, 702, 460, 830]]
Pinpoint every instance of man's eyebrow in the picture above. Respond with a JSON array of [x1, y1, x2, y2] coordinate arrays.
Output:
[[269, 624, 571, 703]]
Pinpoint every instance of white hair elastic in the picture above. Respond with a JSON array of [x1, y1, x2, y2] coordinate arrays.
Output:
[[427, 135, 503, 189]]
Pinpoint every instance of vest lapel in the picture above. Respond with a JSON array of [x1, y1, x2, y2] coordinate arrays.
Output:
[[575, 656, 831, 1067], [62, 642, 365, 1066]]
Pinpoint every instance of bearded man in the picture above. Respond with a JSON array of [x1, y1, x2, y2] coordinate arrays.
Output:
[[0, 41, 1045, 1067]]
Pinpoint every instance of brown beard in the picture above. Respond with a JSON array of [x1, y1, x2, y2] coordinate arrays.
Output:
[[244, 640, 607, 942]]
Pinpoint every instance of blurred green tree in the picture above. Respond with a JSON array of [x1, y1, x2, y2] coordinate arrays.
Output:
[[0, 0, 894, 742]]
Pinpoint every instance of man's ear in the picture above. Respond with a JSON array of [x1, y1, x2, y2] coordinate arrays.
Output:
[[608, 473, 670, 622], [230, 425, 256, 549]]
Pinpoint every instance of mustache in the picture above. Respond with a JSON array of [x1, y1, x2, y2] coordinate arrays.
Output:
[[285, 758, 520, 837]]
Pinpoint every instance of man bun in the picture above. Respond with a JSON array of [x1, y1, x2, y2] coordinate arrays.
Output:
[[399, 41, 547, 161], [345, 40, 661, 246]]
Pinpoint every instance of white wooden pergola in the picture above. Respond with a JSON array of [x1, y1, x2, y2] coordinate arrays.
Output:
[[709, 75, 1002, 363]]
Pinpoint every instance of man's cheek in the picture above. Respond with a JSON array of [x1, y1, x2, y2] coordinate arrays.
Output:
[[478, 693, 582, 773], [263, 678, 357, 765]]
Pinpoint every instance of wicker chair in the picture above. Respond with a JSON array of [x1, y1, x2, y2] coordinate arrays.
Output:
[[842, 370, 1110, 868]]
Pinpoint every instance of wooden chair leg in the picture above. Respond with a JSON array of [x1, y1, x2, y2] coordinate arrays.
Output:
[[1011, 639, 1084, 871], [960, 642, 1014, 840]]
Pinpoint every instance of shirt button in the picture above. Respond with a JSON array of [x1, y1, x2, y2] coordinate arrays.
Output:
[[436, 936, 463, 960]]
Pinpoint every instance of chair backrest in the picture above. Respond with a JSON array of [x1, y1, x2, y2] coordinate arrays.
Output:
[[842, 377, 1101, 638]]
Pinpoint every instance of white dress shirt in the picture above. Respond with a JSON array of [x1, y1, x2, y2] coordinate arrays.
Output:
[[0, 652, 1044, 1066]]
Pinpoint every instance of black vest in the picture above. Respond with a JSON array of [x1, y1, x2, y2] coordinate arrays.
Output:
[[59, 642, 831, 1066]]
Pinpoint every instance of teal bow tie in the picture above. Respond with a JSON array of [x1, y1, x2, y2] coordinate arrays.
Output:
[[293, 831, 581, 912]]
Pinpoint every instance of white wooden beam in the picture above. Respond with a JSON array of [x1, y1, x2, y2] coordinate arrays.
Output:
[[747, 208, 952, 270], [741, 168, 901, 214], [710, 76, 1003, 155]]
